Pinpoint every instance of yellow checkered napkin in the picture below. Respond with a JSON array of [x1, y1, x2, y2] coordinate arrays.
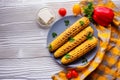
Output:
[[52, 0, 120, 80]]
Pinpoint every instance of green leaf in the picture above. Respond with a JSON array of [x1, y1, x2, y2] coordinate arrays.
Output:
[[68, 37, 75, 42], [64, 20, 70, 26], [48, 44, 52, 51], [88, 2, 93, 9], [65, 54, 70, 59], [81, 57, 88, 64], [87, 32, 93, 40], [83, 2, 94, 22], [79, 21, 84, 26], [52, 32, 57, 38]]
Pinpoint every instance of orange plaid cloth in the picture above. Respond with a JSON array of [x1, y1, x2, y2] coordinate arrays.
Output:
[[52, 0, 120, 80]]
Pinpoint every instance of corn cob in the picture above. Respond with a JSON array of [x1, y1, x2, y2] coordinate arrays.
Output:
[[49, 17, 90, 52], [61, 37, 98, 64], [54, 26, 94, 58]]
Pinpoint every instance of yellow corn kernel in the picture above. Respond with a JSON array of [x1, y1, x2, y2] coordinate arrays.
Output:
[[54, 26, 94, 58], [49, 17, 90, 52], [61, 37, 98, 64]]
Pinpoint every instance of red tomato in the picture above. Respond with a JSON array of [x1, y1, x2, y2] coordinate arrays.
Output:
[[71, 70, 78, 78], [66, 71, 72, 79], [66, 69, 78, 79], [58, 8, 67, 17]]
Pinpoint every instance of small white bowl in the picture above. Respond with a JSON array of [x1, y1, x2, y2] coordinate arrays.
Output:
[[36, 7, 56, 28]]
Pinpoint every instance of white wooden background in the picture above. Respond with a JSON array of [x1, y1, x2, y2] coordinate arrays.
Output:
[[0, 0, 119, 80]]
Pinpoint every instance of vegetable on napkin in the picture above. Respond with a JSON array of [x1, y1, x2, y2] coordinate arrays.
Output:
[[93, 7, 114, 26]]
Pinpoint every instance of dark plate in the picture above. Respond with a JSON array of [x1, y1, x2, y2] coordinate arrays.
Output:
[[47, 15, 99, 68]]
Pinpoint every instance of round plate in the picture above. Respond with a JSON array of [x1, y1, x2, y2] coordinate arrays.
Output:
[[47, 15, 99, 68]]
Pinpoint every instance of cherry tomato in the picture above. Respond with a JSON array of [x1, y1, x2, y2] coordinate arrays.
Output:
[[66, 69, 78, 79], [58, 8, 67, 17], [71, 69, 78, 78], [66, 71, 72, 79]]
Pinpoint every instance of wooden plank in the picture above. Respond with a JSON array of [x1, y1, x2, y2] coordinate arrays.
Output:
[[0, 20, 49, 58], [0, 6, 39, 24], [2, 0, 77, 6], [0, 57, 63, 79]]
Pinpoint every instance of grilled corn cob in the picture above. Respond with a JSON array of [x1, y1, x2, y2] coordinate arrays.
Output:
[[49, 17, 90, 52], [61, 37, 98, 64], [54, 26, 94, 58]]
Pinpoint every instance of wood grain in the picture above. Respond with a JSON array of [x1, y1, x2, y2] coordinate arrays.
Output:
[[0, 1, 76, 59], [0, 57, 63, 79], [0, 1, 77, 79], [0, 0, 119, 79]]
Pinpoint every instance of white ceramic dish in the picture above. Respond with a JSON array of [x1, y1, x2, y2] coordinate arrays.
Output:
[[36, 7, 56, 28]]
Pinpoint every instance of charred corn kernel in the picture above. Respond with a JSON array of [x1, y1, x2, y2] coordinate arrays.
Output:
[[54, 26, 94, 58], [49, 17, 90, 52], [61, 37, 98, 64]]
